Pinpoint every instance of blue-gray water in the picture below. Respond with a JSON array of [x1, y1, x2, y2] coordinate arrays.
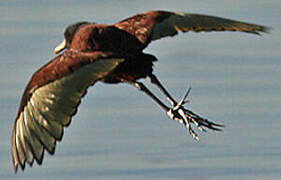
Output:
[[1, 1, 281, 179]]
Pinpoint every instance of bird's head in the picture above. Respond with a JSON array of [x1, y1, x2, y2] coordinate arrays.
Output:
[[54, 21, 91, 54]]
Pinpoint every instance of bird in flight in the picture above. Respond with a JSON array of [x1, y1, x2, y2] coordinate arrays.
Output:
[[11, 10, 268, 172]]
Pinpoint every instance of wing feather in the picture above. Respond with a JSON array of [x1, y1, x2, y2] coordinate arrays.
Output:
[[17, 115, 34, 165], [23, 104, 56, 154], [21, 106, 45, 163], [151, 12, 269, 41], [12, 57, 124, 172]]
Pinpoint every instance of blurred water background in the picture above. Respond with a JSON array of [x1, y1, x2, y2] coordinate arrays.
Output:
[[1, 1, 281, 179]]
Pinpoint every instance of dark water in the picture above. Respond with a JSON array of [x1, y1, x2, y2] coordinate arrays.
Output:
[[1, 1, 281, 179]]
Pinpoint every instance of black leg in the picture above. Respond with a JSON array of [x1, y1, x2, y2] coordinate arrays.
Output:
[[129, 79, 201, 140], [149, 74, 224, 134], [149, 74, 177, 106], [127, 77, 223, 140], [127, 81, 169, 112]]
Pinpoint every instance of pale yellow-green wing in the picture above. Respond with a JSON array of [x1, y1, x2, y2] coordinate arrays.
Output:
[[11, 58, 124, 172], [151, 12, 269, 41]]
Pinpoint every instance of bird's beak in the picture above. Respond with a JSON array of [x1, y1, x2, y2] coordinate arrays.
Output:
[[54, 39, 66, 54]]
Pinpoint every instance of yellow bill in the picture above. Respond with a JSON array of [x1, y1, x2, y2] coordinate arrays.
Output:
[[54, 39, 66, 54]]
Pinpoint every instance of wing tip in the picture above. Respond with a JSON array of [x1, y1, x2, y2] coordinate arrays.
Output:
[[260, 25, 271, 34], [249, 25, 271, 36], [13, 163, 19, 173], [11, 124, 20, 173], [11, 129, 27, 173], [11, 113, 47, 173]]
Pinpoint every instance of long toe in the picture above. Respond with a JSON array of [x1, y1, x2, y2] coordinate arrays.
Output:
[[182, 108, 224, 131]]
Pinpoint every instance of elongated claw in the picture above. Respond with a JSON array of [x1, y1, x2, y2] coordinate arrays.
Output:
[[130, 77, 223, 140], [178, 108, 199, 140], [173, 86, 191, 110], [167, 106, 200, 141], [182, 108, 224, 131], [167, 86, 223, 140]]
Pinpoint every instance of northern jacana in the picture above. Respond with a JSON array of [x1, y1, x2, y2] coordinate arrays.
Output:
[[11, 10, 268, 172]]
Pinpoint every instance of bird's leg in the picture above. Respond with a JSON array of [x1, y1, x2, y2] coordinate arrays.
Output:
[[127, 80, 192, 121], [166, 87, 200, 140], [149, 74, 224, 136], [127, 81, 170, 112], [127, 80, 222, 140], [149, 74, 178, 106]]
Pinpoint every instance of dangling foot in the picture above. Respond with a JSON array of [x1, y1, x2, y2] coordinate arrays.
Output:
[[128, 79, 223, 140], [166, 87, 224, 140]]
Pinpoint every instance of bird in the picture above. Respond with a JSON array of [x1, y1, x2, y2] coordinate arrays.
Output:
[[11, 10, 268, 172]]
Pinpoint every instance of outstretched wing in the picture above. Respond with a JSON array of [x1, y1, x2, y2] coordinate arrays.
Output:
[[150, 11, 269, 41], [11, 51, 124, 172], [115, 10, 269, 43]]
